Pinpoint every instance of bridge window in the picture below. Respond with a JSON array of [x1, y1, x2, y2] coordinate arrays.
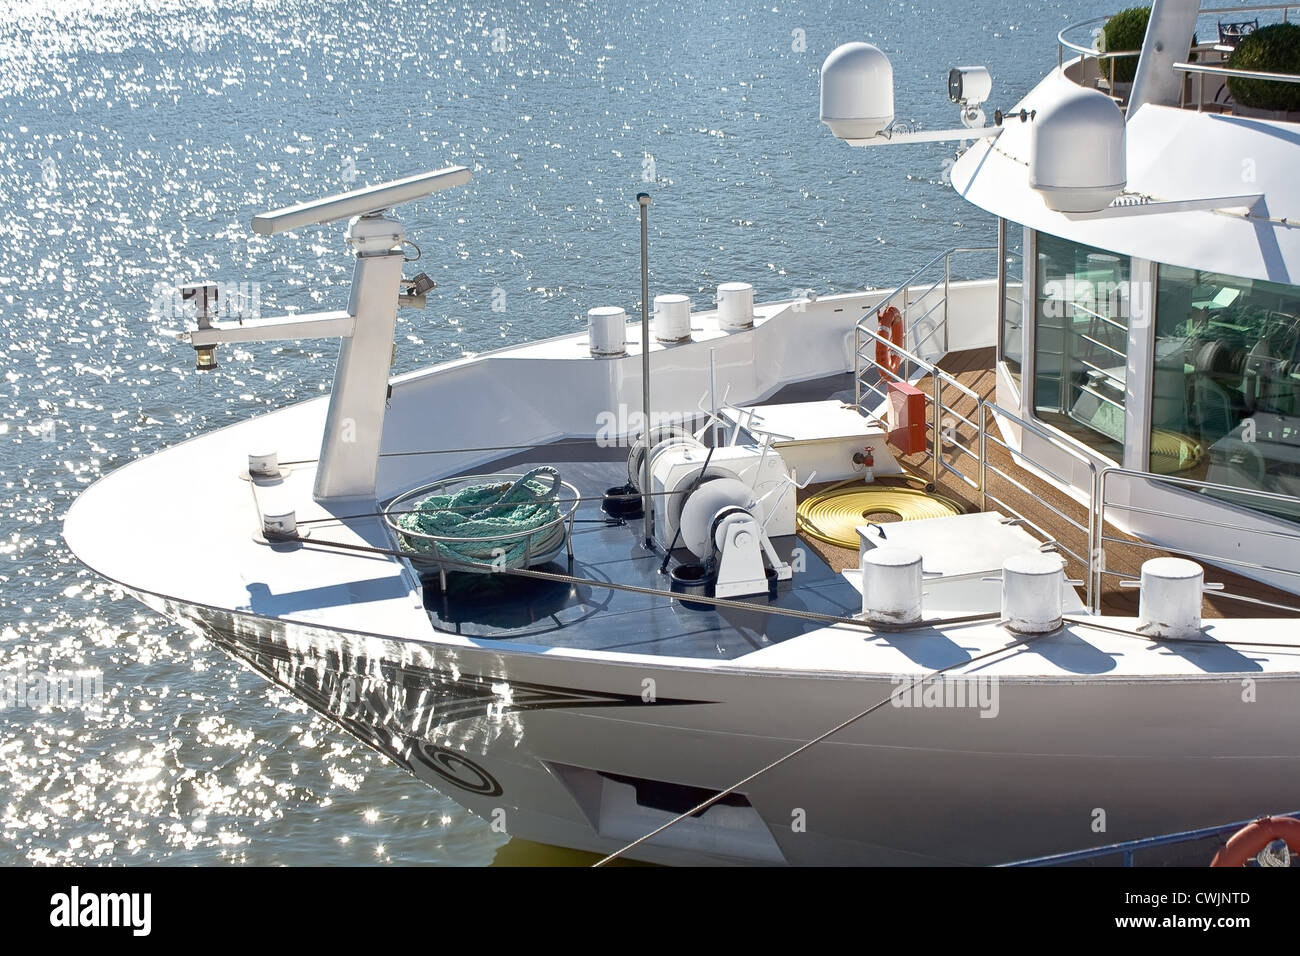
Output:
[[1152, 265, 1300, 519], [1032, 232, 1130, 461], [1000, 220, 1024, 389]]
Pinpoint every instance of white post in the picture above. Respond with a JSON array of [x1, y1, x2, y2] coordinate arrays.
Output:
[[1001, 552, 1065, 633], [1129, 0, 1200, 113], [313, 212, 406, 501], [860, 547, 924, 625], [1138, 557, 1204, 639]]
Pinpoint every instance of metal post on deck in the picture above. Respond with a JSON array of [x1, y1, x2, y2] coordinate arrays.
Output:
[[943, 252, 951, 354], [638, 192, 654, 547], [1090, 470, 1104, 614], [854, 324, 861, 408], [978, 401, 988, 512], [932, 372, 942, 488]]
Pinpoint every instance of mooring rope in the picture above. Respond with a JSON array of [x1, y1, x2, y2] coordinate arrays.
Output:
[[263, 529, 1300, 867], [591, 629, 1050, 866], [274, 530, 1002, 632]]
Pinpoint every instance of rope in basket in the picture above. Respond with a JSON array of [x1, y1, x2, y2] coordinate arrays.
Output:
[[395, 466, 566, 568]]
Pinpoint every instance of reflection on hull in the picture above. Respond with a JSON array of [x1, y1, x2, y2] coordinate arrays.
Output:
[[133, 590, 1300, 867]]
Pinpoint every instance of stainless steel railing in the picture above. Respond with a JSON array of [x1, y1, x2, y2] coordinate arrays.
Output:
[[857, 317, 1300, 613], [853, 246, 998, 402], [855, 304, 1101, 609], [1058, 6, 1300, 108], [1095, 468, 1300, 615], [856, 243, 1300, 617]]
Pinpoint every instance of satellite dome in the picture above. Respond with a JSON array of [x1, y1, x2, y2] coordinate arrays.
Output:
[[1030, 86, 1127, 213], [820, 43, 894, 140]]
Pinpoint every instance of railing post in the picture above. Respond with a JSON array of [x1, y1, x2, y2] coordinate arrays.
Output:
[[855, 323, 861, 408], [903, 288, 911, 382], [1087, 467, 1099, 613], [943, 252, 951, 354], [932, 370, 942, 488], [1091, 469, 1103, 614], [978, 400, 987, 513]]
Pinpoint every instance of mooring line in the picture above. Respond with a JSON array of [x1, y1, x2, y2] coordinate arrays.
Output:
[[592, 630, 1047, 866]]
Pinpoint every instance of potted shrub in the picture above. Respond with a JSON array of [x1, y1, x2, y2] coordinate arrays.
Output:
[[1227, 23, 1300, 117], [1100, 6, 1151, 91], [1098, 6, 1197, 99]]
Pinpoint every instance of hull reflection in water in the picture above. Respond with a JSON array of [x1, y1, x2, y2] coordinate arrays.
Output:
[[127, 587, 1300, 867]]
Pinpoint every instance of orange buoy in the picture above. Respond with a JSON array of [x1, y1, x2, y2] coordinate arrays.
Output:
[[1210, 816, 1300, 866], [874, 305, 905, 374]]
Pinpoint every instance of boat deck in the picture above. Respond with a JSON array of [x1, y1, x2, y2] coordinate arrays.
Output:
[[799, 348, 1300, 619], [418, 450, 861, 659]]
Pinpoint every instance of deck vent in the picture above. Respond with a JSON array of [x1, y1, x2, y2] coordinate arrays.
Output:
[[1137, 557, 1204, 639], [1029, 85, 1126, 213], [654, 294, 692, 343], [717, 283, 755, 331], [820, 42, 895, 140], [860, 546, 923, 625], [588, 306, 628, 357], [1001, 552, 1065, 633]]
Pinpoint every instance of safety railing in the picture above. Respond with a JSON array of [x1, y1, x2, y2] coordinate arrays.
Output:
[[1000, 809, 1300, 867], [856, 321, 1100, 608], [1058, 6, 1300, 109], [854, 247, 998, 397], [1095, 468, 1300, 615], [855, 244, 1300, 618], [1175, 58, 1300, 111]]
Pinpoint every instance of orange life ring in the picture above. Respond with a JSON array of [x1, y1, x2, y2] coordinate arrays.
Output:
[[874, 305, 905, 374], [1210, 816, 1300, 866]]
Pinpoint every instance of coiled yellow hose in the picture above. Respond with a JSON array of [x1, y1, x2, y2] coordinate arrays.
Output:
[[796, 481, 964, 549]]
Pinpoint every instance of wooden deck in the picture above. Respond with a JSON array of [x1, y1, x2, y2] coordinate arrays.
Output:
[[799, 348, 1300, 619]]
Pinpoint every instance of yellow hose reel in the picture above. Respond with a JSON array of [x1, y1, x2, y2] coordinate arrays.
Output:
[[796, 482, 964, 550]]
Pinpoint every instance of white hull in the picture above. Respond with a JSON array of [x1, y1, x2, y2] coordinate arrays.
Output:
[[134, 588, 1300, 866]]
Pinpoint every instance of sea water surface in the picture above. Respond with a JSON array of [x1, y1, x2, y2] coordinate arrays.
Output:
[[0, 0, 1125, 864]]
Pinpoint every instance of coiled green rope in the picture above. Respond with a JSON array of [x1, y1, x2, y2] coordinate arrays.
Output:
[[396, 466, 565, 568]]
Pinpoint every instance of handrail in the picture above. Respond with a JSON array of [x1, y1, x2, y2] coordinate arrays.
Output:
[[855, 238, 1300, 617], [855, 246, 997, 400], [1174, 59, 1300, 83], [1095, 466, 1300, 612], [1000, 809, 1300, 867], [1057, 6, 1299, 85], [855, 289, 1101, 608]]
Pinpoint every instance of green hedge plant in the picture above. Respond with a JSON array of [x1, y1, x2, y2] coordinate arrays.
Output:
[[1099, 7, 1197, 86], [1227, 23, 1300, 112], [1101, 7, 1150, 85]]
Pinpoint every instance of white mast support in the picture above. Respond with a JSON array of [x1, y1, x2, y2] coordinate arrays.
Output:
[[313, 212, 406, 501], [251, 167, 472, 236], [1129, 0, 1199, 114], [181, 311, 355, 346], [228, 167, 473, 501], [1061, 193, 1264, 221]]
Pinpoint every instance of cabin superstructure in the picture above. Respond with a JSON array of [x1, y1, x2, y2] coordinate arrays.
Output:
[[939, 1, 1300, 599]]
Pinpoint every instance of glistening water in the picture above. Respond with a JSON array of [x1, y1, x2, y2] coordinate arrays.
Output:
[[0, 0, 1119, 864]]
